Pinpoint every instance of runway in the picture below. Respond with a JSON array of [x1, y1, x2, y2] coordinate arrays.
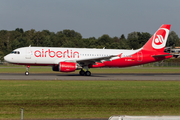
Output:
[[0, 73, 180, 80]]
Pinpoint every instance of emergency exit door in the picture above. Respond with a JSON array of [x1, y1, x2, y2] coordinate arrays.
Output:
[[137, 51, 143, 62]]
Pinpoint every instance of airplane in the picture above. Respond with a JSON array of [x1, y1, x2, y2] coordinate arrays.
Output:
[[4, 24, 172, 76]]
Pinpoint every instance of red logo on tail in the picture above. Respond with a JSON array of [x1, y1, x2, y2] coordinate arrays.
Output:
[[152, 28, 168, 49]]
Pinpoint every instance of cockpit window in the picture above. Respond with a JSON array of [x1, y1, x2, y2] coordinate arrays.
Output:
[[11, 51, 20, 54]]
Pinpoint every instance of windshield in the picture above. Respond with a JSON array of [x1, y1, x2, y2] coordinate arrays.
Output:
[[11, 51, 20, 54]]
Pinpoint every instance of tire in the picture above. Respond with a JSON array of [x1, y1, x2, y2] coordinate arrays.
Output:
[[79, 70, 85, 76], [25, 71, 29, 76], [85, 71, 91, 76]]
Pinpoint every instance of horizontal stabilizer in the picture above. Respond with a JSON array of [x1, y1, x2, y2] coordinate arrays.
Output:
[[152, 54, 172, 57], [173, 54, 180, 58]]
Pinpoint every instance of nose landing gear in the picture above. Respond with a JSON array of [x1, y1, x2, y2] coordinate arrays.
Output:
[[25, 65, 30, 76]]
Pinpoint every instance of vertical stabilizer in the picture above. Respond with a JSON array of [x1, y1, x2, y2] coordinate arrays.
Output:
[[142, 24, 171, 52]]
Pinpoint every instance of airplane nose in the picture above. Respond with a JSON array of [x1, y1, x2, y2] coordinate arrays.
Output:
[[4, 55, 8, 62], [4, 55, 11, 62]]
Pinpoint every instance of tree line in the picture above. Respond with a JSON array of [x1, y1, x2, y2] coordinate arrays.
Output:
[[0, 28, 179, 61]]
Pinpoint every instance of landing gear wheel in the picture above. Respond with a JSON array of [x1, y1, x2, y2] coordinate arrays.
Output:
[[25, 71, 29, 76], [79, 70, 85, 76], [85, 71, 91, 76], [25, 65, 30, 76]]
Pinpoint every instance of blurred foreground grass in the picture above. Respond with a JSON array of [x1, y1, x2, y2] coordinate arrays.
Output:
[[0, 80, 180, 119]]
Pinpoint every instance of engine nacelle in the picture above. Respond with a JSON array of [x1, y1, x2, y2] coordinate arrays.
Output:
[[52, 62, 77, 72]]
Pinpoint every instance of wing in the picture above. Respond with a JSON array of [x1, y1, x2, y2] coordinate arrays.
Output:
[[76, 55, 117, 66]]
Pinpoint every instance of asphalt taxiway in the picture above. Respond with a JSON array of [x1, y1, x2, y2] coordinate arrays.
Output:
[[0, 73, 180, 80]]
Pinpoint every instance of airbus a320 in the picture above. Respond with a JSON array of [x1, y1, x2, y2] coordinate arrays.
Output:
[[4, 24, 172, 76]]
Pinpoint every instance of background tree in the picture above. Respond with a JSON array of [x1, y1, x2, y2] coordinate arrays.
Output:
[[127, 32, 139, 49], [137, 32, 151, 47], [167, 31, 180, 47], [119, 36, 129, 49], [97, 34, 112, 48], [15, 28, 24, 34], [127, 32, 151, 49], [0, 51, 4, 61]]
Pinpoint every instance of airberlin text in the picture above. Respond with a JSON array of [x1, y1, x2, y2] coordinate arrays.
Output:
[[34, 49, 79, 58]]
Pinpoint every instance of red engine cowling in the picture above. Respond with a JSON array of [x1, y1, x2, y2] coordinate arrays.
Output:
[[52, 62, 77, 72]]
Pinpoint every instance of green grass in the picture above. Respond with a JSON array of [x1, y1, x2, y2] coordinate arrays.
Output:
[[0, 67, 53, 73], [0, 80, 180, 119], [1, 66, 180, 73]]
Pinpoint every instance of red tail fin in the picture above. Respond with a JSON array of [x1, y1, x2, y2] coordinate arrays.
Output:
[[142, 24, 171, 52]]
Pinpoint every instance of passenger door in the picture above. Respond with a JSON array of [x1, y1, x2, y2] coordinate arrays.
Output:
[[25, 47, 31, 59]]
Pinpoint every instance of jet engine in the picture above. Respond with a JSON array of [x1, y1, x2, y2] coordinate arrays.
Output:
[[52, 62, 80, 72]]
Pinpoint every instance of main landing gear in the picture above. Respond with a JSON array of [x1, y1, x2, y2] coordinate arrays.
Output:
[[25, 65, 30, 76], [79, 69, 91, 76]]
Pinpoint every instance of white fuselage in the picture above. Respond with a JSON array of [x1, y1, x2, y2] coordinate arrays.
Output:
[[4, 47, 140, 66]]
